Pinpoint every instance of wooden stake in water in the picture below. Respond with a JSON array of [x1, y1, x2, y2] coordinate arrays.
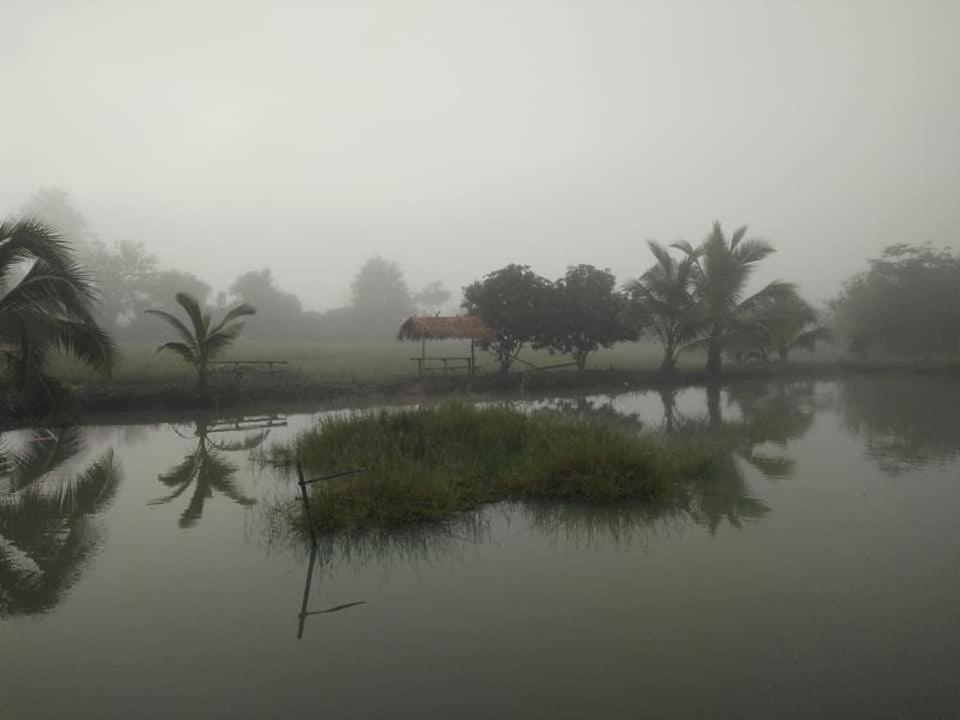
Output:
[[295, 461, 318, 548]]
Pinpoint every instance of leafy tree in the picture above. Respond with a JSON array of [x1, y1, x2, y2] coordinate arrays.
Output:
[[540, 265, 628, 371], [84, 240, 157, 330], [0, 218, 116, 395], [413, 280, 452, 315], [145, 292, 255, 393], [462, 264, 552, 373], [676, 222, 791, 376], [830, 243, 960, 358], [625, 241, 701, 373]]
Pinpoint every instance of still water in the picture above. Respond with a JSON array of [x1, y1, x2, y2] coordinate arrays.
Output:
[[2, 378, 959, 719]]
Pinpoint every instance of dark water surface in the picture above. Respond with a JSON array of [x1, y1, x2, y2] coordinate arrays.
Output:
[[2, 378, 959, 719]]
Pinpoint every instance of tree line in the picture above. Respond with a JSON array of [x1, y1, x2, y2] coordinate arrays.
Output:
[[16, 188, 451, 343], [4, 187, 960, 399], [464, 223, 832, 374]]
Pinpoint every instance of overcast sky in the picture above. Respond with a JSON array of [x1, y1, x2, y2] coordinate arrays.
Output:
[[3, 0, 958, 310]]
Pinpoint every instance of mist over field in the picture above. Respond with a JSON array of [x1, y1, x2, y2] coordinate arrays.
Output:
[[4, 0, 958, 316]]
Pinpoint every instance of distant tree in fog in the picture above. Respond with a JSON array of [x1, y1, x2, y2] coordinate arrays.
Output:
[[229, 268, 302, 340], [84, 241, 211, 339], [831, 243, 960, 359], [350, 256, 414, 335], [538, 265, 629, 371], [0, 218, 115, 395], [413, 281, 451, 315], [146, 293, 255, 393], [19, 188, 96, 251], [463, 264, 551, 373]]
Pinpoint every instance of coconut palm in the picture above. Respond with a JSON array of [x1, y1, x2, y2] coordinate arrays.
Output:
[[675, 222, 792, 376], [626, 241, 702, 373], [0, 218, 115, 395], [145, 292, 255, 393], [753, 291, 832, 363]]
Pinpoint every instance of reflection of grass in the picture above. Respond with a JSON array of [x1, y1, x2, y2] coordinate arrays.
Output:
[[268, 403, 721, 535]]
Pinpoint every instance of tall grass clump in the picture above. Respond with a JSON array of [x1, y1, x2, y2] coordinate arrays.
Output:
[[268, 403, 720, 535]]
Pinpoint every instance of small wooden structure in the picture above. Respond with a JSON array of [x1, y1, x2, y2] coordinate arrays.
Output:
[[208, 360, 288, 380], [397, 315, 494, 377]]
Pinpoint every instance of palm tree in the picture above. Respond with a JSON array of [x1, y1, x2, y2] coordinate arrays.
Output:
[[753, 291, 832, 363], [145, 292, 255, 393], [675, 222, 792, 376], [626, 241, 701, 373], [0, 218, 115, 395]]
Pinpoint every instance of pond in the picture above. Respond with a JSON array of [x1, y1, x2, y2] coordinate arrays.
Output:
[[2, 377, 959, 719]]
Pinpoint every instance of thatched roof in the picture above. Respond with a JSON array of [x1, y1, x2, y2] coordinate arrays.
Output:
[[397, 315, 495, 342]]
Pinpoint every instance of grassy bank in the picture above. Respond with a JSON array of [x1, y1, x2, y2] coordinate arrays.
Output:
[[268, 403, 720, 534], [47, 339, 695, 386]]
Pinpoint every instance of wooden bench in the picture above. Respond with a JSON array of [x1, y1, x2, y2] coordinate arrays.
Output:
[[410, 356, 478, 376], [208, 360, 289, 381]]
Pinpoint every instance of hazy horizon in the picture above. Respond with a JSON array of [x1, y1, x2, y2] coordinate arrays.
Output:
[[4, 0, 958, 311]]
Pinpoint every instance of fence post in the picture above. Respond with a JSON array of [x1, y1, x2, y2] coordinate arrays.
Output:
[[296, 461, 318, 548]]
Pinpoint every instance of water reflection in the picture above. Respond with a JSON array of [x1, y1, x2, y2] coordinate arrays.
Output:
[[297, 546, 365, 640], [151, 416, 284, 527], [0, 427, 121, 618], [839, 377, 960, 474]]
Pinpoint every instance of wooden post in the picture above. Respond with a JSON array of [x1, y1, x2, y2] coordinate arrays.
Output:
[[470, 340, 476, 376], [297, 545, 318, 640], [296, 461, 318, 548]]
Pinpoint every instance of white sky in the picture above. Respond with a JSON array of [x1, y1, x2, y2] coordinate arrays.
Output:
[[3, 0, 958, 310]]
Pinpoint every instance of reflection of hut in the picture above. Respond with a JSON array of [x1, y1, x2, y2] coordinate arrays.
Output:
[[397, 315, 495, 376]]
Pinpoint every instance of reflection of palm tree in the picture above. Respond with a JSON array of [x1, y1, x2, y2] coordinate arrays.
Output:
[[673, 381, 816, 533], [0, 429, 121, 618], [727, 381, 816, 480], [658, 387, 680, 434], [151, 419, 265, 528]]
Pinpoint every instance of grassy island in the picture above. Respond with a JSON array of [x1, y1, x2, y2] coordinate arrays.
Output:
[[268, 403, 720, 534]]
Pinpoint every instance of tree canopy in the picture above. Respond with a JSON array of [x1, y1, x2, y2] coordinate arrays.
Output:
[[831, 243, 960, 358], [462, 264, 552, 373]]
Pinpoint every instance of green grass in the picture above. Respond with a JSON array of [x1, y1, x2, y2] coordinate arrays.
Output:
[[267, 403, 720, 535], [46, 339, 694, 387]]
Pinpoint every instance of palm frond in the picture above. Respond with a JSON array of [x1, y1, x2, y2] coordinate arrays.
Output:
[[790, 326, 833, 353], [729, 225, 748, 250], [144, 309, 199, 354], [175, 293, 207, 341], [155, 341, 198, 367], [208, 302, 255, 339], [733, 238, 776, 265]]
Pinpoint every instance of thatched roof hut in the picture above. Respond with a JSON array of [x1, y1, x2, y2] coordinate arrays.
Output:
[[397, 315, 495, 342], [397, 316, 495, 376]]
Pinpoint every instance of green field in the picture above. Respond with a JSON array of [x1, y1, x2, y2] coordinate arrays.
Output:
[[48, 339, 701, 387]]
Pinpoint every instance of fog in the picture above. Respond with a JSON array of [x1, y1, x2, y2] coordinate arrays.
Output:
[[3, 0, 958, 310]]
